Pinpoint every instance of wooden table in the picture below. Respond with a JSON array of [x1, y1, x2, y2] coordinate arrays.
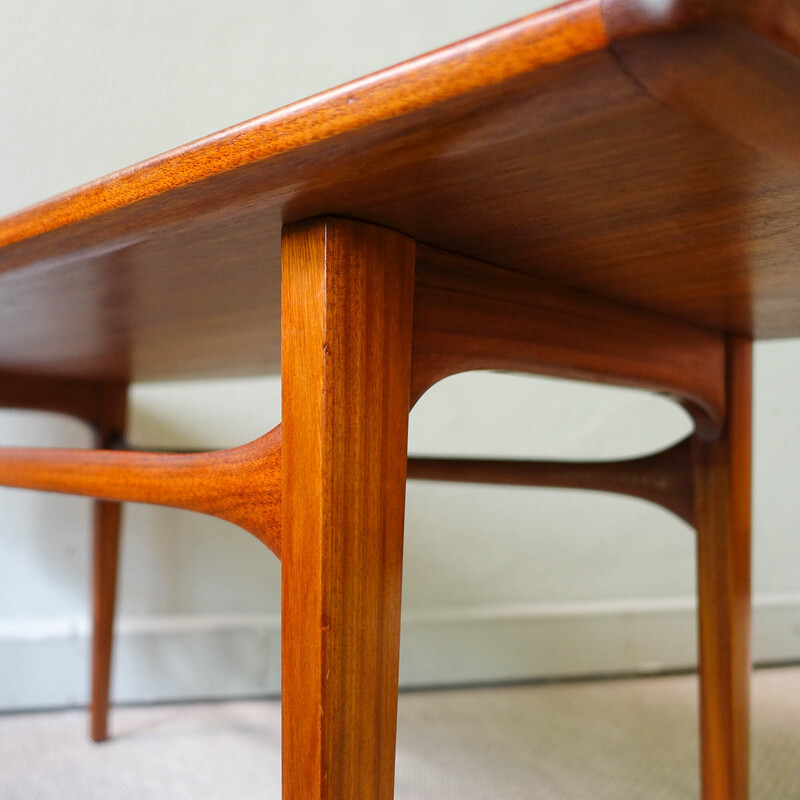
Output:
[[1, 0, 798, 796]]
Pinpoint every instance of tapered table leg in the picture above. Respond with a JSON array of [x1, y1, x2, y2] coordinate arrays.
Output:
[[281, 218, 415, 800], [90, 384, 128, 743], [90, 499, 122, 742], [693, 336, 752, 800]]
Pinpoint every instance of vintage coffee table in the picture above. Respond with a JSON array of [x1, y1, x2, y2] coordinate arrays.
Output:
[[1, 0, 798, 796]]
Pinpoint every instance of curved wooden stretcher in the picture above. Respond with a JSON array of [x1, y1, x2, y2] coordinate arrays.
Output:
[[2, 0, 797, 795]]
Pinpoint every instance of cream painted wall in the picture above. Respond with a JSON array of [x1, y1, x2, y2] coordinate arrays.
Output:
[[1, 0, 799, 708]]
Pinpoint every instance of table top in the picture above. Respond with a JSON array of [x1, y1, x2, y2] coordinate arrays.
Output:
[[0, 0, 798, 383]]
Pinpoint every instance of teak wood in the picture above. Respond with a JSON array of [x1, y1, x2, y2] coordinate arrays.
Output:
[[411, 246, 726, 439], [0, 0, 798, 385], [0, 220, 744, 798], [0, 373, 125, 427], [0, 0, 781, 796], [110, 438, 697, 524], [407, 438, 695, 526], [281, 218, 415, 800], [0, 428, 282, 555], [693, 337, 752, 800], [89, 383, 128, 743], [0, 237, 721, 543]]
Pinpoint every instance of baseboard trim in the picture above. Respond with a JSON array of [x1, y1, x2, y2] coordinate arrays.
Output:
[[2, 595, 799, 711]]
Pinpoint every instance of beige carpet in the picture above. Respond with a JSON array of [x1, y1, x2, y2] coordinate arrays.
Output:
[[0, 667, 798, 799]]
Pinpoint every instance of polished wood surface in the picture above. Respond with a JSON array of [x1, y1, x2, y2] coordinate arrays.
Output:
[[108, 437, 697, 524], [90, 497, 122, 742], [89, 383, 128, 743], [693, 336, 752, 800], [0, 206, 751, 798], [0, 2, 799, 382], [407, 437, 695, 525], [0, 427, 282, 555], [281, 218, 415, 799], [0, 236, 724, 550], [411, 246, 726, 439]]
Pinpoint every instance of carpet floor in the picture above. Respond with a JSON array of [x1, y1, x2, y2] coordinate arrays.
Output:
[[0, 667, 798, 798]]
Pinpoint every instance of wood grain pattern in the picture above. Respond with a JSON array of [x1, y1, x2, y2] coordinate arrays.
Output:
[[407, 437, 695, 525], [612, 23, 800, 170], [281, 218, 415, 800], [0, 3, 797, 385], [411, 246, 726, 439], [0, 372, 125, 426], [90, 383, 128, 743], [0, 2, 606, 253], [0, 235, 727, 557], [0, 427, 282, 556], [0, 2, 604, 383], [0, 216, 748, 797], [112, 437, 696, 524], [693, 336, 752, 800]]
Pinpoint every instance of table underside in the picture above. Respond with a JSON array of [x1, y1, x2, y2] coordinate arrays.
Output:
[[0, 11, 799, 384]]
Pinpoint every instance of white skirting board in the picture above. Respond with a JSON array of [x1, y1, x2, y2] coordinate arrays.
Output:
[[1, 595, 799, 711]]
